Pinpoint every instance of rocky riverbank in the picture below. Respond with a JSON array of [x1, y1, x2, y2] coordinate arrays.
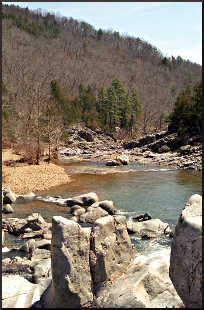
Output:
[[2, 192, 179, 308], [58, 125, 202, 171], [2, 191, 202, 308]]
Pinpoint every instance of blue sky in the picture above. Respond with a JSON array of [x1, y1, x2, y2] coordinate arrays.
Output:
[[4, 2, 202, 65]]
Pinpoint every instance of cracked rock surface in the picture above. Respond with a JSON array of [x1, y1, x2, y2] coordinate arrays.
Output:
[[41, 214, 134, 308], [169, 194, 202, 308]]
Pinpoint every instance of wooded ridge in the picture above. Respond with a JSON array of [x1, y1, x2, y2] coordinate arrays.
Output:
[[2, 4, 202, 157]]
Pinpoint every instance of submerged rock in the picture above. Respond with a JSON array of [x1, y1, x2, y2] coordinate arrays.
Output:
[[170, 194, 202, 308]]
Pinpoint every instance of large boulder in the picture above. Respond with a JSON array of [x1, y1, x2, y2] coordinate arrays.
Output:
[[42, 216, 94, 308], [79, 205, 109, 224], [169, 194, 202, 308], [94, 252, 183, 308], [127, 218, 171, 238], [66, 192, 99, 207], [90, 215, 134, 292], [95, 200, 117, 215], [42, 214, 134, 307], [2, 275, 51, 308]]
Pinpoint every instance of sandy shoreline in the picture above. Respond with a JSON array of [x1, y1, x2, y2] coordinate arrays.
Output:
[[2, 149, 71, 195]]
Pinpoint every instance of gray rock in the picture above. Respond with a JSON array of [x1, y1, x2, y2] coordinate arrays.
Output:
[[2, 256, 33, 279], [15, 192, 36, 203], [78, 130, 94, 142], [35, 239, 51, 251], [3, 187, 17, 204], [42, 213, 134, 307], [90, 215, 134, 293], [132, 212, 152, 222], [117, 154, 130, 165], [158, 145, 170, 153], [71, 206, 86, 216], [19, 239, 36, 254], [79, 205, 108, 224], [66, 192, 99, 207], [127, 218, 171, 238], [95, 200, 117, 215], [42, 216, 93, 308], [94, 254, 183, 308], [106, 159, 121, 166], [2, 218, 27, 235], [21, 230, 45, 239], [33, 258, 51, 283], [170, 194, 202, 308], [2, 204, 14, 214], [42, 232, 52, 240], [179, 144, 192, 155], [2, 275, 51, 308], [2, 230, 5, 246], [31, 248, 51, 262]]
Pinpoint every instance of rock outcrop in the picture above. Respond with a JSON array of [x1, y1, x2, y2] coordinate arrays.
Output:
[[41, 214, 134, 308], [94, 252, 183, 308], [169, 194, 202, 308]]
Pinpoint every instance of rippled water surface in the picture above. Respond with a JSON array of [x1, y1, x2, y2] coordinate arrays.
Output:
[[3, 160, 201, 254], [4, 160, 202, 225]]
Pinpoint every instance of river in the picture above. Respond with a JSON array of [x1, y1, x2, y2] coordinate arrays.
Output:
[[3, 159, 202, 255]]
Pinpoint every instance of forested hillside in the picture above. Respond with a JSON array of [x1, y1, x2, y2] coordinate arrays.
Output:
[[2, 4, 202, 148]]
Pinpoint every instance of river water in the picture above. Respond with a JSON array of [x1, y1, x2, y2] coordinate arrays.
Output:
[[3, 159, 202, 255]]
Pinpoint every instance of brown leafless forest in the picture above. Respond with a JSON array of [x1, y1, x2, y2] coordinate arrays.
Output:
[[2, 4, 202, 155]]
